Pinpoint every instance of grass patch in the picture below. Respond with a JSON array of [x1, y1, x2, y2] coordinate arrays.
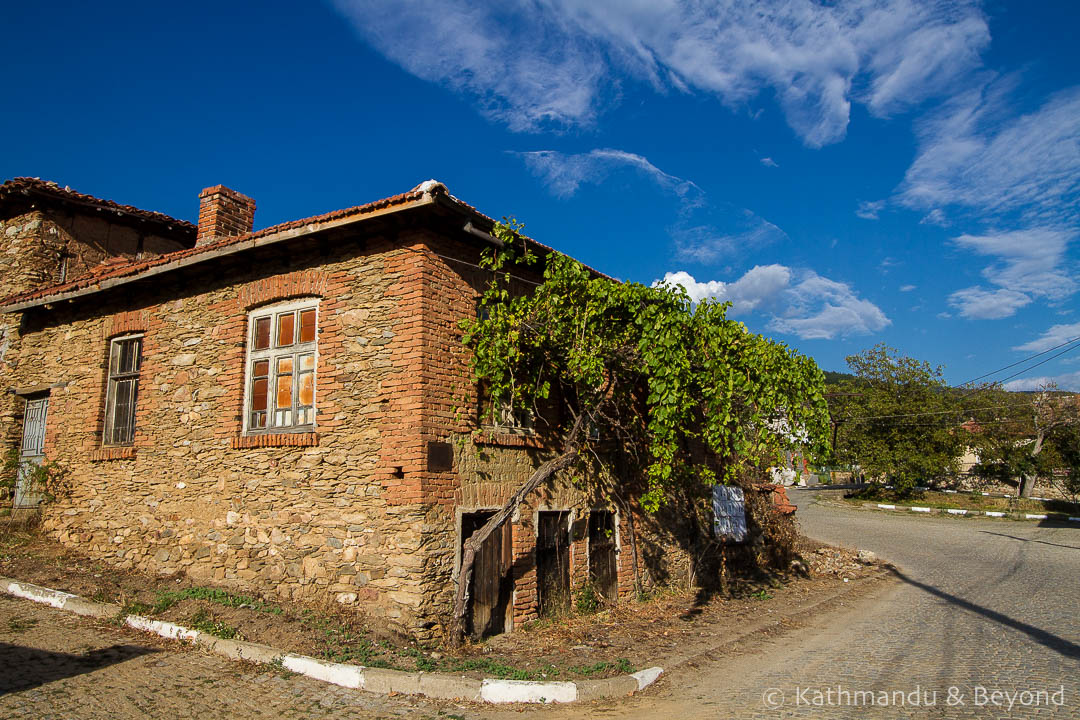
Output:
[[567, 658, 634, 676], [7, 616, 37, 632], [151, 586, 282, 615], [188, 608, 241, 640]]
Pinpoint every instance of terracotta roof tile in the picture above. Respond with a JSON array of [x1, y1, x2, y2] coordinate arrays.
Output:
[[0, 183, 452, 308], [0, 177, 196, 235]]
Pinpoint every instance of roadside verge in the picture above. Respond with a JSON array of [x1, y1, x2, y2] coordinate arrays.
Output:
[[0, 576, 660, 704]]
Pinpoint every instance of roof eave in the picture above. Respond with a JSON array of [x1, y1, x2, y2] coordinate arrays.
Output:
[[2, 192, 456, 313]]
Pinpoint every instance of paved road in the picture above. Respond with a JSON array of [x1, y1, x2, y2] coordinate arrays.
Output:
[[485, 490, 1080, 719], [2, 494, 1078, 718]]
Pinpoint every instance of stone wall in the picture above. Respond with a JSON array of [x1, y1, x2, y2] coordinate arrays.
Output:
[[3, 218, 693, 639]]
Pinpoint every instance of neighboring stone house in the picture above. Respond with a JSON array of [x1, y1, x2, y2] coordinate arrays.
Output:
[[0, 176, 683, 640]]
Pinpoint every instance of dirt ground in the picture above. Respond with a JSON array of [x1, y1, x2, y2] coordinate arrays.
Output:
[[0, 529, 888, 681]]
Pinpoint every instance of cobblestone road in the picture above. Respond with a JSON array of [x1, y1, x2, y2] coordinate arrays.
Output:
[[2, 494, 1077, 718], [502, 491, 1080, 719]]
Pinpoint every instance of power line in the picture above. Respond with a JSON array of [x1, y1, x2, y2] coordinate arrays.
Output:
[[994, 340, 1080, 386], [955, 334, 1080, 388]]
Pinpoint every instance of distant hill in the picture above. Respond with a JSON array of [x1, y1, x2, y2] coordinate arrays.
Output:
[[823, 370, 856, 384]]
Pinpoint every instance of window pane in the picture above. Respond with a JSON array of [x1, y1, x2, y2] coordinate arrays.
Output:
[[277, 312, 295, 347], [299, 309, 316, 343], [277, 356, 293, 374], [111, 379, 136, 444], [252, 377, 268, 412], [298, 372, 314, 406], [119, 338, 141, 374], [253, 359, 269, 377], [299, 353, 315, 371], [276, 373, 292, 410], [254, 317, 271, 350]]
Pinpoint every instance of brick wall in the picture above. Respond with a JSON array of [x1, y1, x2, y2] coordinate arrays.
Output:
[[3, 218, 691, 639]]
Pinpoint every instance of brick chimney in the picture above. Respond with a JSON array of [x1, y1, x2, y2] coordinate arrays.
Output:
[[197, 185, 255, 246]]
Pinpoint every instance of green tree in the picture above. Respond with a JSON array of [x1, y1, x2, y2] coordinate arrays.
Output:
[[828, 344, 963, 495], [968, 384, 1079, 498], [450, 221, 830, 645]]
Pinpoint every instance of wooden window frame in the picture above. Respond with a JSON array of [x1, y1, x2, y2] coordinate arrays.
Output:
[[103, 334, 143, 446], [242, 299, 318, 435]]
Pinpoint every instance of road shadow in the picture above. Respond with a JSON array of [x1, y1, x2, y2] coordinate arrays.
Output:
[[979, 530, 1080, 551], [0, 642, 158, 695], [888, 568, 1080, 660]]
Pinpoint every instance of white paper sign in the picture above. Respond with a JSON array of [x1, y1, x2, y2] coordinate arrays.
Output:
[[712, 485, 748, 542]]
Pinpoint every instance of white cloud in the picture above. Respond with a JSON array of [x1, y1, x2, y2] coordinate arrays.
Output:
[[515, 148, 700, 199], [898, 83, 1080, 226], [1003, 371, 1080, 392], [953, 229, 1076, 301], [1013, 322, 1080, 353], [656, 266, 889, 340], [947, 287, 1031, 319], [945, 228, 1077, 319], [900, 284, 917, 292], [919, 208, 949, 226], [332, 0, 989, 145], [760, 157, 779, 168], [856, 200, 885, 220]]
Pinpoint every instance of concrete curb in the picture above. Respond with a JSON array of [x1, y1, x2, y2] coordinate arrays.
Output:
[[861, 503, 1080, 523], [0, 577, 661, 704]]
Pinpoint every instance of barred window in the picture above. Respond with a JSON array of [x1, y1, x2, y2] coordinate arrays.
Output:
[[104, 335, 142, 445], [244, 301, 317, 433]]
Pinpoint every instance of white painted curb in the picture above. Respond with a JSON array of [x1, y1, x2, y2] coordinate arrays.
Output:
[[877, 504, 896, 510], [282, 654, 363, 689], [4, 580, 77, 609], [947, 509, 968, 515], [1025, 514, 1048, 520], [0, 577, 662, 704], [631, 666, 664, 690], [985, 511, 1006, 518], [910, 507, 931, 513], [125, 615, 199, 642]]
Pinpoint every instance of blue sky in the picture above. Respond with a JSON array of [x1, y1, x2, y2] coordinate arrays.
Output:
[[3, 1, 1079, 388]]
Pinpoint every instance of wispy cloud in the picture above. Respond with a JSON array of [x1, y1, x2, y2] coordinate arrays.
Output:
[[672, 212, 787, 264], [331, 0, 989, 145], [856, 200, 885, 220], [900, 284, 917, 292], [1013, 322, 1080, 353], [657, 266, 889, 340], [516, 148, 785, 263], [514, 148, 700, 199], [947, 228, 1077, 318], [759, 157, 779, 168], [898, 82, 1080, 226]]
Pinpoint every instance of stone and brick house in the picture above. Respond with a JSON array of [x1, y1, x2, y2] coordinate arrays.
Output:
[[0, 176, 701, 640]]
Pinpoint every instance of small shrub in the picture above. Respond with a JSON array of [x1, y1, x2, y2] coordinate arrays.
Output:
[[575, 582, 600, 614], [188, 608, 241, 640]]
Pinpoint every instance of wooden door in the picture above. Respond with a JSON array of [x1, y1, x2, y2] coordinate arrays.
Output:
[[15, 396, 48, 509], [588, 511, 618, 604], [461, 512, 512, 638], [537, 511, 570, 616]]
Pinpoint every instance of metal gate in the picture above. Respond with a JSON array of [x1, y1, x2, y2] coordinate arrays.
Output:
[[15, 395, 48, 508]]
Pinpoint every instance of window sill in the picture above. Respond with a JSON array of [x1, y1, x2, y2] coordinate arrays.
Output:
[[90, 447, 137, 462], [231, 432, 319, 449], [473, 431, 545, 449]]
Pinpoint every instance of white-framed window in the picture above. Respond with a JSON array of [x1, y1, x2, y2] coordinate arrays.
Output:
[[243, 300, 318, 433], [103, 335, 143, 445]]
